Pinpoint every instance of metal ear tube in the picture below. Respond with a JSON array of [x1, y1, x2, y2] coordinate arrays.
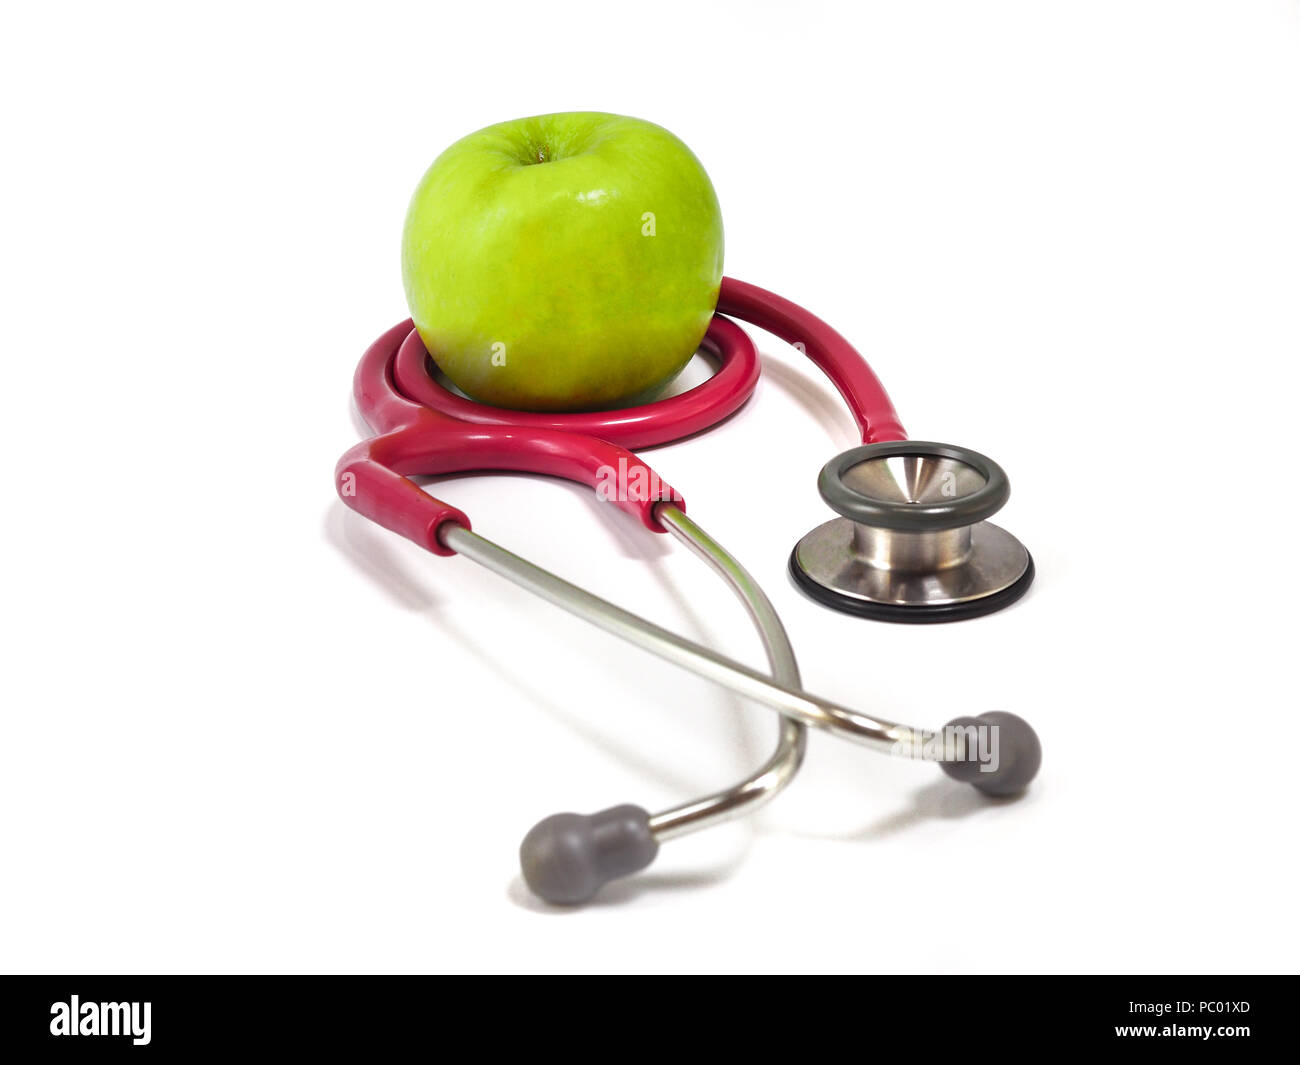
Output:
[[438, 501, 1040, 904], [514, 504, 807, 905]]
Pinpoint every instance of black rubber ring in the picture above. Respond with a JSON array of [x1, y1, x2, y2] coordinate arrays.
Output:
[[788, 547, 1035, 624], [818, 441, 1010, 532]]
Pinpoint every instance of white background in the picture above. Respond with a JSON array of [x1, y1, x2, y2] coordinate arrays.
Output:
[[2, 1, 1298, 974]]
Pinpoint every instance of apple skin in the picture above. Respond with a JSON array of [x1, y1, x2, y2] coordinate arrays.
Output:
[[401, 112, 724, 411]]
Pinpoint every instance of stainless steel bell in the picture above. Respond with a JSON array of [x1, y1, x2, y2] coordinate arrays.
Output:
[[789, 441, 1034, 622]]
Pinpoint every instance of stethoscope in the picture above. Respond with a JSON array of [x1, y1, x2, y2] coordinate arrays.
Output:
[[336, 276, 1041, 904]]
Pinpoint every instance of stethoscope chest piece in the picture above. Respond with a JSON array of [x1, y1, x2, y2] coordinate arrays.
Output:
[[790, 441, 1034, 623]]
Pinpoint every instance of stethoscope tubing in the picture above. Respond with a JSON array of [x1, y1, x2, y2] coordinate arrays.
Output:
[[338, 276, 928, 832], [335, 277, 1037, 901]]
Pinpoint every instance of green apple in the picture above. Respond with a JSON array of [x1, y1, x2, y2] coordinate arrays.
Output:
[[401, 112, 724, 410]]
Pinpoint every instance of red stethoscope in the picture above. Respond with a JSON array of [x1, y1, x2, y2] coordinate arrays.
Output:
[[336, 276, 1040, 904]]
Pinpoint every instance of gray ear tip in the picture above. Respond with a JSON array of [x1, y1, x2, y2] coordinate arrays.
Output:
[[939, 711, 1042, 797], [974, 711, 1042, 796], [520, 804, 658, 906]]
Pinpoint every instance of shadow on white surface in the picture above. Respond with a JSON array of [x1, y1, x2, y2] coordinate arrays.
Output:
[[321, 502, 743, 796], [831, 778, 1033, 841], [347, 396, 373, 440], [323, 495, 443, 612], [758, 355, 861, 451], [505, 860, 746, 912]]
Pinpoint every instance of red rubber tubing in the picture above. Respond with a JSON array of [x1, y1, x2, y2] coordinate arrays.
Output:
[[393, 314, 761, 451], [336, 277, 906, 556], [717, 277, 907, 444], [335, 320, 699, 554]]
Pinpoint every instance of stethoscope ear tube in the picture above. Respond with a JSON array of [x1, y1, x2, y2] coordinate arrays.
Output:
[[449, 503, 808, 905], [440, 511, 1040, 904]]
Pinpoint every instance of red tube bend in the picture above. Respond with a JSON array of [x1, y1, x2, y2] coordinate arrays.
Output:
[[718, 277, 906, 443]]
